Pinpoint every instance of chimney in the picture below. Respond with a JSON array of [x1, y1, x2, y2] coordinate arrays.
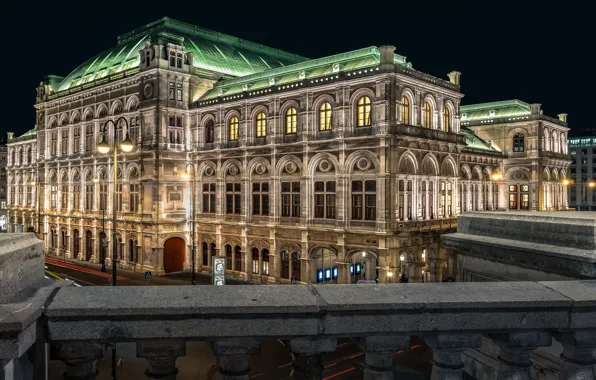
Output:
[[7, 132, 14, 140], [557, 113, 568, 123], [530, 103, 542, 115], [447, 71, 461, 86], [378, 45, 396, 68]]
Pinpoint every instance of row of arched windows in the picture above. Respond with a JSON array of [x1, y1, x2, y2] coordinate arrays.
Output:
[[9, 146, 34, 166], [400, 96, 452, 132]]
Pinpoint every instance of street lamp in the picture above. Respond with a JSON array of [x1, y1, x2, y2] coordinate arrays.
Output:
[[181, 164, 197, 285], [93, 177, 107, 273], [29, 174, 41, 239], [96, 117, 134, 286]]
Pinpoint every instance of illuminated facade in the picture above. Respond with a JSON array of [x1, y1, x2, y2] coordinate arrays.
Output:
[[0, 135, 7, 232], [567, 136, 596, 210], [5, 17, 570, 283]]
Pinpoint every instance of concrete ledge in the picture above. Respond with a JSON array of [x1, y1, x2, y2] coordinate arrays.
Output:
[[43, 281, 596, 342], [0, 234, 44, 304]]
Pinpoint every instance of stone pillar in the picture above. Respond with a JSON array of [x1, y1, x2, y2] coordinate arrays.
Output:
[[356, 336, 410, 380], [445, 249, 456, 280], [336, 262, 350, 284], [491, 331, 543, 380], [555, 331, 596, 380], [304, 259, 313, 284], [52, 341, 104, 380], [288, 338, 336, 380], [211, 340, 260, 380], [137, 340, 186, 380], [425, 334, 481, 380]]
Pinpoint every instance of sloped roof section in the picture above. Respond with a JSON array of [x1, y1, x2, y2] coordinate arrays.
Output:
[[57, 17, 307, 92], [460, 99, 531, 121], [460, 126, 499, 152], [199, 47, 408, 100]]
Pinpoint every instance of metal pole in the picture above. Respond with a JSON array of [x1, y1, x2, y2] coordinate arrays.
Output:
[[192, 172, 196, 285], [112, 127, 118, 287]]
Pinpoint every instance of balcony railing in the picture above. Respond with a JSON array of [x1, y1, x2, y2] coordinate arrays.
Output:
[[2, 234, 596, 380], [394, 124, 466, 144]]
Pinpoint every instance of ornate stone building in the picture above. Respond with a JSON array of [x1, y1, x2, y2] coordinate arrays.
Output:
[[5, 17, 570, 283], [0, 135, 7, 232]]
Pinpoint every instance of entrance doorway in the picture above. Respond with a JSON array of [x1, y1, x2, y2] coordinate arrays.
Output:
[[311, 248, 338, 284], [85, 231, 93, 261], [164, 237, 185, 273]]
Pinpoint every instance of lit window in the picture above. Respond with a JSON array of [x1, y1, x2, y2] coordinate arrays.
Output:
[[513, 133, 525, 152], [176, 83, 182, 101], [357, 96, 371, 127], [443, 107, 451, 132], [423, 102, 432, 128], [169, 82, 175, 100], [286, 108, 297, 134], [229, 117, 239, 141], [401, 96, 410, 124], [256, 112, 267, 137], [319, 103, 332, 131]]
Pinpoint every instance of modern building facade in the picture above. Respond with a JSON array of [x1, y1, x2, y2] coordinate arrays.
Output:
[[567, 136, 596, 210], [0, 135, 7, 232], [5, 17, 571, 283]]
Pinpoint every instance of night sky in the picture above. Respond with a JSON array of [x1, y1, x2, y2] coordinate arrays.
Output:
[[2, 1, 590, 138]]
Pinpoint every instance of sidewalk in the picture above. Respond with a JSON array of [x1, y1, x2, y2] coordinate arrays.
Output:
[[45, 255, 249, 285]]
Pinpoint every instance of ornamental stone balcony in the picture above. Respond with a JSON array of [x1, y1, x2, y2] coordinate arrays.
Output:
[[2, 233, 596, 380]]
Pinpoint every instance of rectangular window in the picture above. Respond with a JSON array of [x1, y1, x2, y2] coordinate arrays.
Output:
[[168, 128, 183, 144], [62, 130, 68, 155], [446, 182, 452, 217], [226, 183, 241, 215], [26, 186, 32, 205], [202, 183, 216, 213], [73, 185, 80, 211], [85, 184, 93, 211], [86, 125, 94, 153], [73, 128, 80, 153], [129, 183, 139, 213], [116, 183, 122, 212], [169, 82, 175, 100], [439, 182, 446, 217], [314, 181, 336, 219], [18, 186, 23, 206], [177, 83, 182, 101], [351, 180, 376, 221], [99, 184, 108, 211], [169, 52, 176, 67], [51, 185, 57, 209], [281, 182, 300, 217], [177, 53, 183, 68], [61, 185, 68, 210], [252, 182, 269, 215]]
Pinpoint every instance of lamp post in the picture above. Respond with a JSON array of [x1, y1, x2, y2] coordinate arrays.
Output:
[[93, 177, 107, 273], [96, 117, 133, 380], [562, 178, 571, 210], [29, 173, 41, 239], [96, 117, 133, 285], [482, 172, 502, 210], [181, 163, 197, 285]]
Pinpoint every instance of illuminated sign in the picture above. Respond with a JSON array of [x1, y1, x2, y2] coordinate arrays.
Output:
[[212, 257, 226, 286], [350, 264, 354, 275], [325, 268, 331, 280], [317, 270, 323, 282], [356, 263, 362, 275], [332, 267, 338, 280]]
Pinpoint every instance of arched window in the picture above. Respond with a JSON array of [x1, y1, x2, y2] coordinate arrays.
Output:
[[513, 133, 525, 152], [423, 102, 432, 128], [262, 248, 270, 275], [357, 96, 371, 127], [443, 107, 451, 132], [401, 96, 410, 124], [286, 108, 297, 134], [234, 245, 242, 271], [251, 248, 259, 274], [18, 150, 23, 165], [319, 103, 332, 131], [256, 112, 267, 137], [205, 120, 214, 144], [202, 242, 209, 266], [225, 245, 232, 270], [229, 116, 239, 141]]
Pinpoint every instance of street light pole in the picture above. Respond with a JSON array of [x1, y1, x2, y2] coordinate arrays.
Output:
[[182, 163, 196, 285]]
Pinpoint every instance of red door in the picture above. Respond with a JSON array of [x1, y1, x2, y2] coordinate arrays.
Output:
[[164, 238, 185, 273]]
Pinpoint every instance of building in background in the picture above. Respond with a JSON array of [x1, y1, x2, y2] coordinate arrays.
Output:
[[0, 135, 7, 232], [5, 17, 570, 283], [567, 136, 596, 210]]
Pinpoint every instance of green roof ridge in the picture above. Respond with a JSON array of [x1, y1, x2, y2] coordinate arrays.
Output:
[[461, 99, 530, 111]]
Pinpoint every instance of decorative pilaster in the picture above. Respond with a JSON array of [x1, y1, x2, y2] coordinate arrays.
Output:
[[356, 336, 410, 380], [52, 341, 103, 380], [211, 340, 260, 380], [137, 340, 186, 380], [288, 338, 337, 380], [425, 334, 481, 380], [555, 331, 596, 380], [490, 331, 545, 380]]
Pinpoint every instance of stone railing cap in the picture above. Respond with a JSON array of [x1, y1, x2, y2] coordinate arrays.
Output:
[[539, 281, 596, 306]]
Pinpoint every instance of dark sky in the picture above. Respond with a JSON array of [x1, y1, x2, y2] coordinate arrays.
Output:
[[2, 1, 591, 138]]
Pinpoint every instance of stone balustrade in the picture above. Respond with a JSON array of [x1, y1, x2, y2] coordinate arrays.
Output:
[[2, 234, 596, 379]]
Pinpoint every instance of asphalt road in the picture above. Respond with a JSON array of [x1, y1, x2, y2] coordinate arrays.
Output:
[[45, 259, 432, 379]]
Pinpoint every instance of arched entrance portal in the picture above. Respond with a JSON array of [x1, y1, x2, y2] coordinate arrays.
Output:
[[164, 237, 185, 273], [311, 248, 338, 284], [350, 251, 378, 283]]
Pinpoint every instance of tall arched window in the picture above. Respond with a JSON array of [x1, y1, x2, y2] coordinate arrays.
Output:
[[513, 133, 525, 152], [357, 96, 371, 127], [319, 103, 332, 131], [205, 120, 214, 144], [286, 108, 297, 134], [423, 102, 432, 128], [256, 112, 267, 137], [401, 96, 410, 124], [229, 116, 239, 141], [443, 107, 451, 132]]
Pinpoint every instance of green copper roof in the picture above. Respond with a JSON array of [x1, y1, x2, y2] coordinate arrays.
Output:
[[460, 99, 531, 121], [57, 17, 307, 92], [199, 47, 408, 100], [460, 126, 499, 152]]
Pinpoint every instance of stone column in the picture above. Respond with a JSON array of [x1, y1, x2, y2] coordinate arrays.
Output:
[[288, 338, 336, 380], [52, 341, 103, 380], [554, 331, 596, 380], [425, 334, 481, 380], [357, 336, 410, 380], [490, 331, 544, 380], [336, 262, 350, 284], [137, 340, 186, 380], [445, 249, 456, 280], [211, 340, 260, 380]]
